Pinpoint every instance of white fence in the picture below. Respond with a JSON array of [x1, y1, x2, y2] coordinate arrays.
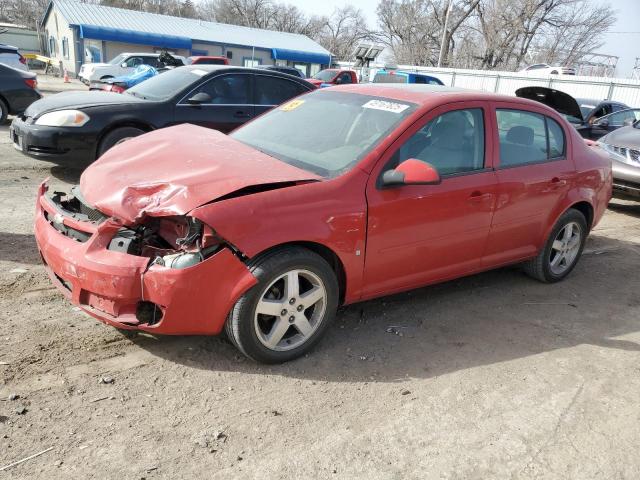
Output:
[[343, 63, 640, 108]]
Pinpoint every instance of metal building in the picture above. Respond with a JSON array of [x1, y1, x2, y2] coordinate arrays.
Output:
[[40, 0, 331, 77]]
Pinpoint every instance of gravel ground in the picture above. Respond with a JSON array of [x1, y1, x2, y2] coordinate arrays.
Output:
[[1, 82, 640, 479]]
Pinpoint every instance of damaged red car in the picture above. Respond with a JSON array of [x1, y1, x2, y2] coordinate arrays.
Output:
[[35, 85, 611, 363]]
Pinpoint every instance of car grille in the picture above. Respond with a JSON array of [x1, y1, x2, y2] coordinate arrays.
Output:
[[78, 200, 107, 222], [611, 145, 640, 165]]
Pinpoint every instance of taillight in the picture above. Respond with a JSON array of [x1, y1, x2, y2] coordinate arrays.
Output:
[[24, 78, 37, 89], [19, 55, 26, 65], [111, 85, 126, 94]]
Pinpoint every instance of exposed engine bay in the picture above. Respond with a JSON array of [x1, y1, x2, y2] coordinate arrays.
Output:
[[48, 187, 224, 269]]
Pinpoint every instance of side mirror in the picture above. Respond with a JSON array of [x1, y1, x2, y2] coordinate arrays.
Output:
[[186, 92, 212, 104], [623, 118, 634, 126], [381, 159, 440, 187], [121, 62, 128, 68]]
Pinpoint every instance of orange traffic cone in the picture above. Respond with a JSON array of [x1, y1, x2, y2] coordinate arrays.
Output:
[[63, 69, 70, 83]]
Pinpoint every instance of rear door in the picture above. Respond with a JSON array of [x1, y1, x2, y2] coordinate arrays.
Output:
[[174, 73, 253, 132], [253, 74, 311, 116], [484, 102, 575, 266]]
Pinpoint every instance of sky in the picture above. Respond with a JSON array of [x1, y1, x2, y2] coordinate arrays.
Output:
[[286, 0, 639, 78]]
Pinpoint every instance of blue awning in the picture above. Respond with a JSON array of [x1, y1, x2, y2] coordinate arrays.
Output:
[[78, 25, 192, 50], [271, 48, 330, 65]]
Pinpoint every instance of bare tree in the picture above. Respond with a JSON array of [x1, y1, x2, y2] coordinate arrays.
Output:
[[315, 6, 372, 60]]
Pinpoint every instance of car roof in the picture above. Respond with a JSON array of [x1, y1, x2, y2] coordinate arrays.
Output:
[[182, 65, 312, 82], [189, 55, 226, 59], [330, 83, 558, 109], [0, 43, 19, 51]]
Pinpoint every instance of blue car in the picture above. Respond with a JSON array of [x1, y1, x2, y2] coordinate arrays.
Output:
[[373, 69, 444, 85]]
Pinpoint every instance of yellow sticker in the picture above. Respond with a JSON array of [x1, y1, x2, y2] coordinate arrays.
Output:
[[280, 99, 305, 111]]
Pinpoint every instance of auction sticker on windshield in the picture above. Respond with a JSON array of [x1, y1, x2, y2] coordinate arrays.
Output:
[[280, 99, 305, 111], [362, 99, 410, 113]]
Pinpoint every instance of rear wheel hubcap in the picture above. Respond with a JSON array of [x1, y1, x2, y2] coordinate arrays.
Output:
[[549, 221, 582, 275]]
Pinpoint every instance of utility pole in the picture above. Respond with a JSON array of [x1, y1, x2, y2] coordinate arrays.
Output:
[[437, 0, 453, 67]]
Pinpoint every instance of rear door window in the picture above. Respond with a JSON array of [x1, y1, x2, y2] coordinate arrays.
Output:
[[497, 109, 566, 167], [254, 75, 307, 106]]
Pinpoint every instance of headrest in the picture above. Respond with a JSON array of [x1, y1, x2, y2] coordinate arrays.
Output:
[[431, 120, 462, 147], [506, 126, 534, 146]]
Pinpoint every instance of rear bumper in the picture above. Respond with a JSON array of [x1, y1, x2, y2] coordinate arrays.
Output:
[[34, 182, 257, 335], [10, 116, 96, 166]]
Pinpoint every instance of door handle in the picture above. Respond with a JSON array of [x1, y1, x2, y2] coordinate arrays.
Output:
[[468, 191, 493, 202], [234, 111, 251, 118], [550, 177, 567, 187]]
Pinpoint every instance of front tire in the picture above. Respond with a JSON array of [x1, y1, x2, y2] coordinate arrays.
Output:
[[523, 208, 588, 283], [97, 127, 144, 158], [0, 99, 8, 124], [225, 247, 339, 363]]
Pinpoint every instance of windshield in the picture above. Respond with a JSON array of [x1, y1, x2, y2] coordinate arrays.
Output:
[[125, 67, 203, 101], [231, 91, 417, 178], [312, 70, 337, 82], [108, 54, 126, 65], [579, 104, 595, 119]]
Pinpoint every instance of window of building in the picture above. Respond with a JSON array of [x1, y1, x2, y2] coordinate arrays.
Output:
[[62, 37, 69, 60], [48, 37, 56, 57], [243, 57, 261, 67]]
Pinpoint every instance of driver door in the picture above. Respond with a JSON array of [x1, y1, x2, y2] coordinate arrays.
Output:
[[362, 102, 498, 298]]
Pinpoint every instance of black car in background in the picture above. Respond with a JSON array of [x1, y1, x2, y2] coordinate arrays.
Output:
[[515, 86, 629, 140], [0, 63, 41, 124], [10, 66, 314, 166]]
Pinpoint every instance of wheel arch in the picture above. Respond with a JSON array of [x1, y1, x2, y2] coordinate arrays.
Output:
[[96, 121, 154, 158], [569, 200, 594, 230], [0, 94, 10, 114], [249, 241, 347, 305]]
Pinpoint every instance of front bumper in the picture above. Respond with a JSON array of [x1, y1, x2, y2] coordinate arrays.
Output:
[[34, 182, 257, 335], [10, 116, 97, 166], [611, 157, 640, 199]]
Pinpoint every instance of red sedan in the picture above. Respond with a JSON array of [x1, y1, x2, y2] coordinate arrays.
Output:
[[34, 85, 611, 363]]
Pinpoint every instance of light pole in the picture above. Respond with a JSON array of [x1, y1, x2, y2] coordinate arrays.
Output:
[[437, 0, 453, 67]]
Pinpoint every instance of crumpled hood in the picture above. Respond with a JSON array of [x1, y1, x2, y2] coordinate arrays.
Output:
[[80, 124, 321, 224], [515, 86, 584, 123]]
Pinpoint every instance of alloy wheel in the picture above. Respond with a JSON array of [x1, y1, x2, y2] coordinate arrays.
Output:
[[548, 221, 582, 275], [254, 269, 327, 351]]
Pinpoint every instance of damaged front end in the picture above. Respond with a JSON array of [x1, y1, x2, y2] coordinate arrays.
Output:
[[35, 181, 257, 335]]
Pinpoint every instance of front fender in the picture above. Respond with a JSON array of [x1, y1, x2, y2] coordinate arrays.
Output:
[[190, 171, 369, 303]]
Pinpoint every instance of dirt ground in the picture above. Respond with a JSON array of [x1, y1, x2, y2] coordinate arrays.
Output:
[[1, 77, 640, 479]]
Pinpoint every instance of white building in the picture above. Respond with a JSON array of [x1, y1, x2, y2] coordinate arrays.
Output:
[[41, 0, 331, 77]]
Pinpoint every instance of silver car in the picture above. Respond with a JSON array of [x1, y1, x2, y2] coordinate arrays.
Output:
[[598, 110, 640, 199]]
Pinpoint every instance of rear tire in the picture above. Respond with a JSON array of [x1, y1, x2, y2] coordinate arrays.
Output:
[[0, 99, 8, 125], [97, 127, 144, 158], [523, 208, 588, 283], [225, 247, 339, 363]]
